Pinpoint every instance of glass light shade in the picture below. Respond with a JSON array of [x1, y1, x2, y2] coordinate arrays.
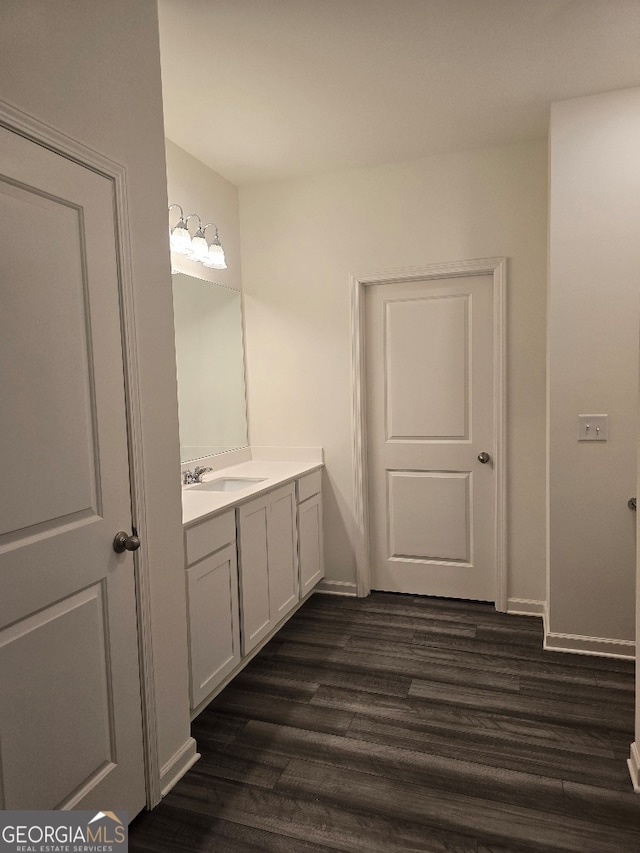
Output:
[[204, 240, 227, 269], [202, 225, 227, 270], [170, 221, 192, 255], [190, 229, 209, 262]]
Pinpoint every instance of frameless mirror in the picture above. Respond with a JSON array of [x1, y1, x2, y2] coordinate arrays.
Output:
[[172, 272, 248, 462]]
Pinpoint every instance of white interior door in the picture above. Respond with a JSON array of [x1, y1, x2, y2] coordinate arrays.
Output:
[[366, 273, 497, 601], [0, 126, 146, 813]]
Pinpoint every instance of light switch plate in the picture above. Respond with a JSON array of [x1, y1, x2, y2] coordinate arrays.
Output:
[[578, 414, 608, 441]]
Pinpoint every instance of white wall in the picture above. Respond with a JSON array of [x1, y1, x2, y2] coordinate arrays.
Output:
[[0, 0, 192, 791], [165, 139, 242, 292], [548, 88, 640, 645], [239, 140, 548, 604]]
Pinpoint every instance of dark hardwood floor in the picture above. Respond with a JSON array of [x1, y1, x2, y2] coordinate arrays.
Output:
[[129, 592, 639, 852]]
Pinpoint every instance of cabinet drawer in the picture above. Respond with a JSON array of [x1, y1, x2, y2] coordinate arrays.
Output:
[[185, 509, 235, 566], [297, 469, 321, 503]]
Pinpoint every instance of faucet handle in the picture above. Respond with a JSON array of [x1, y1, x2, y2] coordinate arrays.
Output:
[[182, 468, 196, 485], [193, 465, 213, 482]]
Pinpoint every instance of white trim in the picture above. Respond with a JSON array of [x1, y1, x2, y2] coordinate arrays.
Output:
[[351, 273, 371, 597], [535, 597, 637, 660], [160, 738, 200, 798], [315, 579, 358, 596], [170, 251, 241, 291], [113, 165, 161, 809], [628, 742, 640, 793], [544, 630, 635, 659], [0, 99, 161, 807], [351, 258, 508, 609], [181, 447, 251, 476], [507, 598, 546, 617], [493, 259, 508, 612]]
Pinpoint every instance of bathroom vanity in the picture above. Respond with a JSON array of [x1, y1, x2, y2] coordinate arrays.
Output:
[[172, 269, 324, 717], [181, 459, 324, 717]]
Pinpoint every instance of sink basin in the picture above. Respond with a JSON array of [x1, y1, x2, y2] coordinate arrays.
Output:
[[191, 476, 267, 492]]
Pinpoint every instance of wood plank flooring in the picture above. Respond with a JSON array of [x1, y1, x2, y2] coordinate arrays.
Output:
[[129, 592, 639, 852]]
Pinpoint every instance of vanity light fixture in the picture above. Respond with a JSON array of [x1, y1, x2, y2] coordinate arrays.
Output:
[[168, 204, 228, 270]]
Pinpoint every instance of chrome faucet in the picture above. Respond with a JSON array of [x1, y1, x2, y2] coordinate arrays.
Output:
[[182, 468, 198, 485], [182, 465, 213, 486], [182, 465, 213, 485], [193, 465, 213, 482]]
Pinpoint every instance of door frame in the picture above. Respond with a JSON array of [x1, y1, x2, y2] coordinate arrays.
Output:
[[351, 257, 507, 610], [0, 100, 161, 806]]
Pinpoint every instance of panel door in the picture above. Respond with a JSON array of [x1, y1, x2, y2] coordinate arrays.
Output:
[[267, 484, 299, 622], [298, 493, 324, 597], [365, 275, 496, 601], [187, 544, 241, 709], [0, 127, 145, 811], [237, 495, 271, 654]]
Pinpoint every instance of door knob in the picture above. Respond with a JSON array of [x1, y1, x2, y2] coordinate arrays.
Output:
[[113, 530, 141, 553], [478, 452, 491, 464]]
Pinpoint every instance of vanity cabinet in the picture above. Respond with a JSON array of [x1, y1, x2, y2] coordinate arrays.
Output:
[[184, 510, 241, 709], [297, 470, 324, 597], [184, 467, 323, 715], [237, 483, 299, 655]]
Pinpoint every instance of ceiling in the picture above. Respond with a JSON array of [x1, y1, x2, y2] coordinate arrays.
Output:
[[157, 0, 640, 187]]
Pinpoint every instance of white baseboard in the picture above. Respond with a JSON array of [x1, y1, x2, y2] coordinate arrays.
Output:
[[315, 579, 358, 596], [507, 598, 546, 617], [159, 737, 200, 798], [544, 629, 635, 659], [628, 743, 640, 793], [506, 599, 635, 660]]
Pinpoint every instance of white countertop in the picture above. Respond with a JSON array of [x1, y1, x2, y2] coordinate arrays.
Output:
[[181, 459, 323, 527]]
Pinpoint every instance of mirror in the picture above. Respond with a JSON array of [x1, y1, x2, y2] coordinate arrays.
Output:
[[172, 272, 248, 462]]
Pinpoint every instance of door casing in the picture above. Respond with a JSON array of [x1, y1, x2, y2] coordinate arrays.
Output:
[[0, 99, 161, 808], [351, 258, 507, 610]]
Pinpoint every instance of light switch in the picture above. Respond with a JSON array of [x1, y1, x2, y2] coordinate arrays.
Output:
[[578, 414, 608, 441]]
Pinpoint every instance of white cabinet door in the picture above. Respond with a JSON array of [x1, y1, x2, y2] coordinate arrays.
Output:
[[267, 485, 299, 621], [237, 494, 271, 654], [186, 544, 241, 709], [238, 484, 299, 655], [298, 493, 324, 597], [0, 126, 145, 812]]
